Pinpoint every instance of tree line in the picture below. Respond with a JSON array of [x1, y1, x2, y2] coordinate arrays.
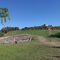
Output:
[[0, 26, 60, 37], [1, 27, 19, 33], [0, 27, 19, 37], [22, 26, 60, 30], [1, 26, 60, 33]]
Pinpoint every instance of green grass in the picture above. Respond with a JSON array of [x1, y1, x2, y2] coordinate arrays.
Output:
[[0, 30, 60, 60], [0, 39, 60, 60], [4, 30, 48, 37], [4, 30, 60, 41], [49, 30, 60, 41], [4, 30, 60, 36]]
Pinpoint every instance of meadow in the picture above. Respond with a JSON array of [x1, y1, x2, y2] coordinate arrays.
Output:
[[4, 30, 60, 41], [0, 30, 60, 60], [0, 38, 60, 60]]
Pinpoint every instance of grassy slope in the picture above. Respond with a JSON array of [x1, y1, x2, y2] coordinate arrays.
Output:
[[4, 30, 60, 41], [0, 30, 60, 60], [4, 30, 48, 37], [49, 30, 60, 41]]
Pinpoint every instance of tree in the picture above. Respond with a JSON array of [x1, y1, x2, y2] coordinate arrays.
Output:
[[1, 28, 7, 33], [15, 27, 19, 30], [0, 8, 10, 24]]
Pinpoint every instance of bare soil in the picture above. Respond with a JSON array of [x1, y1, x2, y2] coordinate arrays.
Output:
[[38, 36, 60, 47]]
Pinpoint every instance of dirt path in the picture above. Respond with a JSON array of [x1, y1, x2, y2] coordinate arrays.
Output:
[[0, 35, 60, 47], [0, 36, 9, 40], [38, 36, 60, 47]]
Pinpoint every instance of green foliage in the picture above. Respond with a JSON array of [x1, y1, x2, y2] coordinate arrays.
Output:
[[1, 27, 19, 33], [0, 8, 10, 23], [1, 28, 7, 33], [0, 31, 4, 37], [15, 27, 19, 30], [22, 26, 60, 30]]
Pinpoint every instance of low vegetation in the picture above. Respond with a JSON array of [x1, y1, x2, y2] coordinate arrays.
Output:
[[0, 38, 60, 60], [3, 29, 60, 42], [0, 27, 60, 60], [1, 27, 19, 33], [0, 31, 4, 37]]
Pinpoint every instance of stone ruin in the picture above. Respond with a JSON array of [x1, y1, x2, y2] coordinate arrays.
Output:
[[0, 34, 34, 44]]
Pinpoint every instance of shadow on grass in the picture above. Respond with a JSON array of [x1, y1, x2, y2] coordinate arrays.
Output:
[[49, 33, 60, 38], [52, 56, 60, 58], [50, 46, 60, 48]]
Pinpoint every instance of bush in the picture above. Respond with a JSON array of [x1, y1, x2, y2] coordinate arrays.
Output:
[[1, 27, 19, 33], [49, 33, 60, 38], [0, 32, 4, 37], [1, 28, 7, 33]]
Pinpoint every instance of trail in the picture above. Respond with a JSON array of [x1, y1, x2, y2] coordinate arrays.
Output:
[[0, 36, 9, 40], [0, 35, 60, 47], [38, 36, 60, 47]]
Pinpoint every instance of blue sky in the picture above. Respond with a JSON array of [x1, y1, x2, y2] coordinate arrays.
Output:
[[0, 0, 60, 29]]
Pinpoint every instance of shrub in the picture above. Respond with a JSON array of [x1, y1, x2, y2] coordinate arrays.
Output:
[[1, 28, 7, 33], [1, 27, 19, 33], [0, 32, 4, 37], [49, 33, 60, 38]]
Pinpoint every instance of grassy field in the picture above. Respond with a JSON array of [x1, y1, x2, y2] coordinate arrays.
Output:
[[4, 30, 60, 41], [0, 38, 60, 60], [4, 30, 48, 37], [0, 30, 59, 60]]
